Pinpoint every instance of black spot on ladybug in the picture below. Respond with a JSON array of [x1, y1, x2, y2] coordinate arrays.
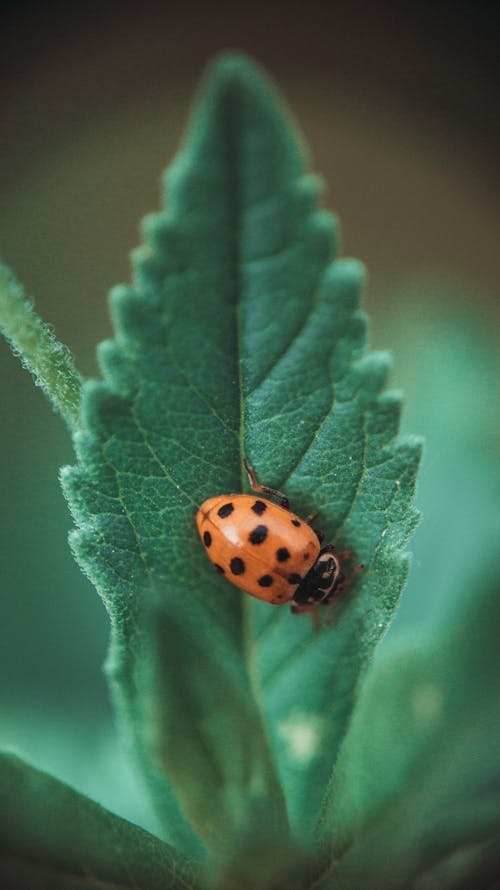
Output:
[[230, 557, 245, 575], [291, 519, 301, 527], [303, 551, 311, 560], [249, 525, 268, 545], [214, 564, 225, 574], [203, 531, 212, 548], [258, 574, 273, 587], [288, 573, 302, 585], [276, 547, 291, 562], [251, 500, 267, 516], [218, 502, 234, 518]]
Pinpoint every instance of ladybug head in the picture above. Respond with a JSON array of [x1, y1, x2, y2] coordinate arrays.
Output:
[[291, 550, 342, 612]]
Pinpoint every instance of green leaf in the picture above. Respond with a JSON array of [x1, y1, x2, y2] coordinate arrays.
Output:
[[0, 751, 199, 889], [314, 567, 500, 889], [412, 837, 500, 890], [58, 52, 420, 865]]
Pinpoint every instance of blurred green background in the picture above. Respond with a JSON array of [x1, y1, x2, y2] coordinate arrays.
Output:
[[0, 0, 499, 833]]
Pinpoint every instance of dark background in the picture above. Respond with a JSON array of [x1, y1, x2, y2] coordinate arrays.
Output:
[[0, 0, 499, 831]]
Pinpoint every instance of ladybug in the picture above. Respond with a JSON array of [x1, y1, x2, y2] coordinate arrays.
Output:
[[196, 459, 361, 623]]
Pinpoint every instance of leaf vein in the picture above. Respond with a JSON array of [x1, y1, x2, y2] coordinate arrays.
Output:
[[129, 398, 200, 510], [246, 281, 324, 399]]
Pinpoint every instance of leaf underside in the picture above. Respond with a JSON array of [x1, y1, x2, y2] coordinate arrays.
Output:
[[0, 752, 198, 890], [61, 53, 421, 863], [313, 570, 500, 889]]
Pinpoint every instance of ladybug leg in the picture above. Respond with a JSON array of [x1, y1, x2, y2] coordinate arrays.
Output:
[[319, 544, 358, 565], [305, 515, 325, 543], [324, 601, 337, 627], [290, 601, 321, 631], [304, 512, 319, 525], [319, 545, 353, 559], [333, 549, 353, 561], [310, 605, 320, 632], [243, 458, 290, 510], [341, 562, 365, 587]]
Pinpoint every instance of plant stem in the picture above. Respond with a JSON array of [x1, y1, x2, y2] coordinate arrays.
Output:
[[0, 262, 82, 430]]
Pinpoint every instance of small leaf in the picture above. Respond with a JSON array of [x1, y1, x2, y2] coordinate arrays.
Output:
[[314, 567, 500, 888], [413, 837, 500, 890], [57, 52, 421, 864], [0, 751, 199, 889], [0, 262, 82, 428]]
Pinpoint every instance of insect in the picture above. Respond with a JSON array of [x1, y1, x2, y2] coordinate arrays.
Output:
[[196, 459, 362, 625]]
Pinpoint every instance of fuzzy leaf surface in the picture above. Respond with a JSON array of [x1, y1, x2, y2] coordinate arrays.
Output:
[[313, 568, 500, 889], [61, 53, 421, 858], [0, 752, 198, 890]]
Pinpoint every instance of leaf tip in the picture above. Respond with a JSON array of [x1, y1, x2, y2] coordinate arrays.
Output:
[[201, 49, 269, 91]]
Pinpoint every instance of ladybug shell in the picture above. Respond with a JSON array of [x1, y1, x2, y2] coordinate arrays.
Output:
[[196, 494, 320, 604]]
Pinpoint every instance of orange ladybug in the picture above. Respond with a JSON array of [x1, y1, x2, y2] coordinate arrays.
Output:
[[196, 459, 360, 620]]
